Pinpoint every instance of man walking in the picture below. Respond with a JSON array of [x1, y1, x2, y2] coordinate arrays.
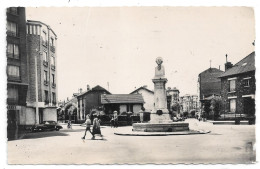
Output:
[[82, 115, 94, 139]]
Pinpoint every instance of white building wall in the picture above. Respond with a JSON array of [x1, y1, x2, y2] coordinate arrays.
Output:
[[133, 104, 142, 114], [132, 89, 154, 112], [25, 107, 36, 125], [43, 107, 57, 121], [120, 105, 127, 113]]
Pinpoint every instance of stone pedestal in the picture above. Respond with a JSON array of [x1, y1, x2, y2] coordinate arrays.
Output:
[[132, 57, 189, 132]]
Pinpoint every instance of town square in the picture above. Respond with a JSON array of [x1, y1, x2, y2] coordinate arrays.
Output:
[[2, 3, 258, 167]]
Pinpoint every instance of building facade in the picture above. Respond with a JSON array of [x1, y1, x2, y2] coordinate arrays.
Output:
[[101, 94, 144, 115], [180, 94, 199, 114], [130, 86, 154, 112], [166, 87, 180, 112], [219, 52, 255, 121], [77, 85, 111, 121], [26, 20, 58, 124], [198, 67, 224, 109], [7, 7, 29, 137]]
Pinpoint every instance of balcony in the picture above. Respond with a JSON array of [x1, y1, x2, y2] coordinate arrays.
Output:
[[8, 75, 21, 82], [52, 83, 56, 88], [44, 100, 49, 105], [50, 46, 55, 53], [7, 30, 17, 37], [43, 60, 48, 67], [51, 64, 55, 70], [42, 40, 47, 47], [7, 98, 18, 105], [44, 80, 49, 86]]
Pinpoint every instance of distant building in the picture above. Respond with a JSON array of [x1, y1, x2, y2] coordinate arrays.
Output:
[[198, 67, 224, 106], [180, 94, 198, 114], [77, 85, 111, 120], [130, 86, 154, 112], [7, 7, 29, 137], [26, 20, 58, 124], [166, 87, 180, 111], [219, 52, 255, 121], [101, 94, 144, 115]]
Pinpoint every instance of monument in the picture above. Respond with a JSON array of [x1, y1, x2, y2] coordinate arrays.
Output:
[[133, 57, 189, 132]]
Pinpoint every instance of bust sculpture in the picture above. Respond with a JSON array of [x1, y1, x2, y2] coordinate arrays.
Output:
[[155, 57, 165, 78]]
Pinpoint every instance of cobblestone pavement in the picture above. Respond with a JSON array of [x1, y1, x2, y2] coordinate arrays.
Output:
[[8, 119, 255, 164]]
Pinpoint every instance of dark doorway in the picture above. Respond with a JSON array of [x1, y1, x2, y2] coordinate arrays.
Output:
[[244, 97, 255, 118], [39, 108, 44, 124]]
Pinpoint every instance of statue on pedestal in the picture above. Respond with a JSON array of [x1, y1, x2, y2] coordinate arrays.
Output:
[[155, 57, 165, 78]]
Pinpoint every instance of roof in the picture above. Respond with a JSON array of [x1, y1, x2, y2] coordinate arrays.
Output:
[[199, 67, 224, 76], [219, 52, 255, 78], [130, 86, 154, 94], [101, 94, 145, 104], [77, 85, 111, 97]]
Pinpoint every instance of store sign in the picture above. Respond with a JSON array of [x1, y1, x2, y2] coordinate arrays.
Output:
[[7, 105, 17, 110]]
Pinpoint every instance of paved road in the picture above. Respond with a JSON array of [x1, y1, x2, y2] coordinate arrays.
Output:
[[8, 119, 255, 164]]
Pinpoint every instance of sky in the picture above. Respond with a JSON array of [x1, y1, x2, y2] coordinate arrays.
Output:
[[26, 7, 255, 101]]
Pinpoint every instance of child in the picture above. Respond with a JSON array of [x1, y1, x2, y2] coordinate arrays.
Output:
[[110, 117, 114, 128], [82, 115, 94, 139]]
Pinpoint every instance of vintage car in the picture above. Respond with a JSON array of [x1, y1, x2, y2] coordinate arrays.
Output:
[[31, 121, 63, 132]]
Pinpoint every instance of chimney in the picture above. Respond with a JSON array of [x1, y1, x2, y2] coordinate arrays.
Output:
[[143, 85, 147, 88], [219, 65, 220, 70], [79, 88, 82, 93], [87, 85, 90, 91], [225, 54, 233, 71]]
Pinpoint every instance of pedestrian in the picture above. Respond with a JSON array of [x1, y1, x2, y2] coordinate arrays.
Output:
[[82, 115, 94, 140], [139, 109, 144, 123], [110, 117, 114, 128], [113, 111, 118, 128], [92, 116, 103, 139]]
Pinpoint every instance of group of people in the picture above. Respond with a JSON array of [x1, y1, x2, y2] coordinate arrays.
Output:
[[82, 115, 103, 140]]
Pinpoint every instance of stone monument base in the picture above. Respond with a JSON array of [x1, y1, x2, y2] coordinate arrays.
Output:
[[132, 122, 189, 132]]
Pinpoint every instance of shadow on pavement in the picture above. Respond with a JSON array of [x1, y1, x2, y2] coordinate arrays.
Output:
[[8, 128, 86, 141]]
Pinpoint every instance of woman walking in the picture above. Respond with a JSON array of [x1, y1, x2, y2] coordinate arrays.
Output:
[[92, 116, 103, 139]]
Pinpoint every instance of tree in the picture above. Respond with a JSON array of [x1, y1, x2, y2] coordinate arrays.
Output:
[[210, 96, 223, 120]]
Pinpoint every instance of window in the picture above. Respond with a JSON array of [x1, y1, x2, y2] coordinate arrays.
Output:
[[7, 87, 18, 103], [50, 38, 54, 46], [7, 43, 19, 59], [229, 80, 236, 92], [51, 56, 55, 66], [7, 21, 17, 37], [229, 99, 236, 113], [7, 7, 18, 15], [52, 92, 56, 104], [43, 31, 47, 42], [44, 71, 48, 84], [243, 77, 251, 87], [7, 65, 20, 78], [51, 74, 55, 85], [44, 90, 49, 103], [43, 51, 47, 62]]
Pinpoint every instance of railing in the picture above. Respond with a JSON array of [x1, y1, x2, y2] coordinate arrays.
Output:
[[42, 40, 47, 47], [44, 80, 49, 86], [51, 64, 55, 70], [43, 60, 48, 67], [7, 30, 17, 37], [7, 98, 18, 104], [44, 100, 49, 105], [50, 46, 55, 53], [52, 83, 56, 88], [8, 75, 21, 81]]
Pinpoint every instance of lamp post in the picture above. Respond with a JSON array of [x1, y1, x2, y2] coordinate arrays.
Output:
[[35, 48, 39, 124]]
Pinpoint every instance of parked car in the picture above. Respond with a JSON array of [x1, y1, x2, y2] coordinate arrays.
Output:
[[31, 121, 63, 132]]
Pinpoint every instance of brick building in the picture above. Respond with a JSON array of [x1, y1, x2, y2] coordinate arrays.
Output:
[[26, 20, 58, 124], [7, 7, 29, 137], [198, 67, 224, 101], [77, 85, 111, 121], [219, 52, 255, 121]]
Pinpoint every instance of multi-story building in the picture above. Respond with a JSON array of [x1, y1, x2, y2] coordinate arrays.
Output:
[[166, 87, 180, 113], [180, 94, 198, 114], [6, 7, 29, 137], [219, 52, 255, 122], [26, 20, 58, 124]]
